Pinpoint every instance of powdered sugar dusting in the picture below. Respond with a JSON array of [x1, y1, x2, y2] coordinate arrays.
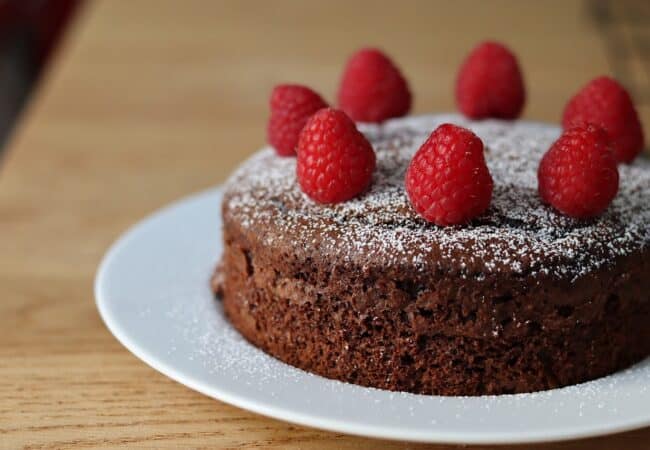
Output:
[[224, 114, 650, 280]]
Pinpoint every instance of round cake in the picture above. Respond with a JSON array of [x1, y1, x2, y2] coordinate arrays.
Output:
[[213, 114, 650, 396]]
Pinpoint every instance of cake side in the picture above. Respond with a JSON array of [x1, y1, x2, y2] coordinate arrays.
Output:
[[218, 215, 650, 395], [220, 206, 649, 340]]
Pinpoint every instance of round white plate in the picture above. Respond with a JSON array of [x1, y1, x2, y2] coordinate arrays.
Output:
[[95, 187, 650, 445]]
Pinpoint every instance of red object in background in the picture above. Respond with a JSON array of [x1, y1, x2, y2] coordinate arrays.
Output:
[[0, 0, 80, 67], [455, 41, 526, 120], [337, 48, 411, 123], [0, 1, 80, 147], [562, 76, 645, 164], [268, 84, 328, 156]]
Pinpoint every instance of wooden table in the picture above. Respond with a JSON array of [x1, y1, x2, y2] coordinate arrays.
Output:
[[2, 1, 649, 448]]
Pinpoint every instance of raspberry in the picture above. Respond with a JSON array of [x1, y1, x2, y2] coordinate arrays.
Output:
[[455, 41, 525, 120], [562, 76, 644, 163], [538, 125, 619, 218], [267, 84, 328, 156], [297, 108, 376, 203], [337, 48, 411, 123], [405, 124, 493, 226]]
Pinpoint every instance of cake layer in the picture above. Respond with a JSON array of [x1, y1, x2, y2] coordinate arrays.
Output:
[[219, 234, 650, 395], [220, 217, 649, 341]]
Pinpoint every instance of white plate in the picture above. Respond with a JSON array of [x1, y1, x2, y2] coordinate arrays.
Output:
[[95, 187, 650, 445]]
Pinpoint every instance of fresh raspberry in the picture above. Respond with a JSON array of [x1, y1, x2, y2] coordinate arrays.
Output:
[[562, 76, 644, 163], [538, 125, 619, 218], [296, 108, 376, 203], [337, 48, 411, 123], [267, 84, 328, 156], [405, 124, 493, 226], [455, 41, 525, 120]]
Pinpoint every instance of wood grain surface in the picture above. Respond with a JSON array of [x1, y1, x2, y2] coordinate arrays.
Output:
[[1, 1, 649, 448]]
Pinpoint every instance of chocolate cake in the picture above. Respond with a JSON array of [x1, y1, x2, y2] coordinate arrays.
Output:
[[213, 114, 650, 396]]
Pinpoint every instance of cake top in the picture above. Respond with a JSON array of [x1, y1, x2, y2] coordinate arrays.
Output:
[[224, 114, 650, 281]]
